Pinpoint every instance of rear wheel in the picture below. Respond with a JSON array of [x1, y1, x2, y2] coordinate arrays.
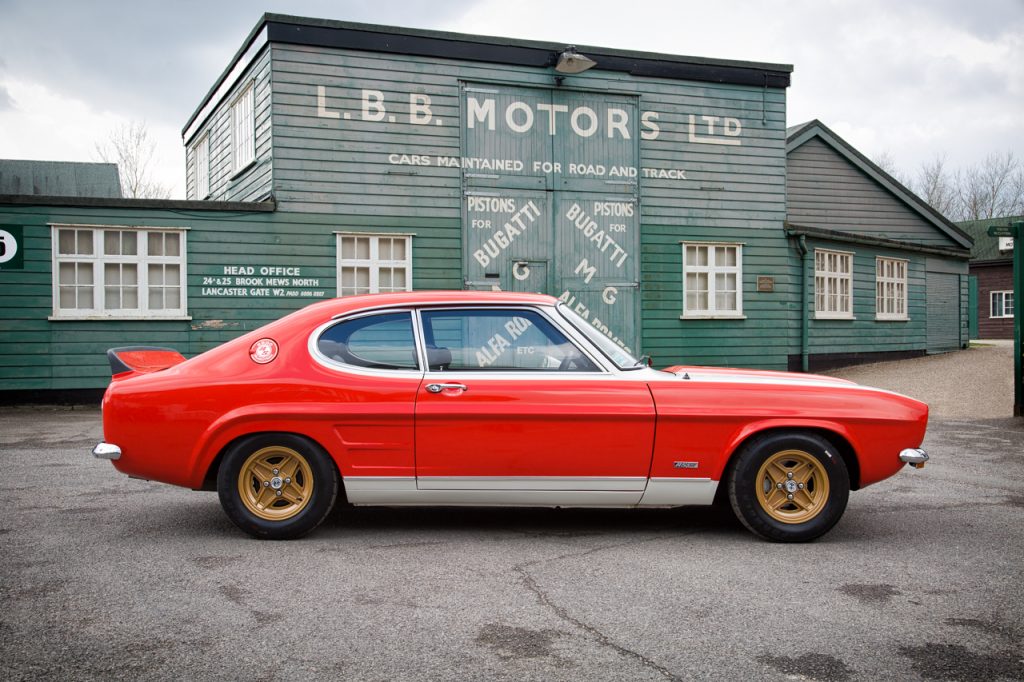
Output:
[[217, 434, 339, 540], [727, 431, 849, 542]]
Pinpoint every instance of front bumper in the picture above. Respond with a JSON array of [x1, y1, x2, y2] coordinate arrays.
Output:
[[899, 448, 929, 469], [92, 442, 122, 460]]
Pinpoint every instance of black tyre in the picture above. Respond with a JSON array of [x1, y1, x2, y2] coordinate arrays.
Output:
[[727, 431, 849, 542], [217, 433, 339, 540]]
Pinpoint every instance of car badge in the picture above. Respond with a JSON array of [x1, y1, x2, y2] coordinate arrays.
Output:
[[249, 338, 279, 364], [673, 461, 699, 469]]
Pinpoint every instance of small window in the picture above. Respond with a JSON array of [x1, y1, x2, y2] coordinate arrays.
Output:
[[336, 233, 412, 296], [682, 243, 742, 317], [193, 134, 210, 199], [875, 257, 908, 320], [815, 249, 853, 319], [52, 226, 187, 319], [317, 312, 419, 370], [231, 82, 255, 172], [420, 308, 598, 372], [991, 291, 1014, 318]]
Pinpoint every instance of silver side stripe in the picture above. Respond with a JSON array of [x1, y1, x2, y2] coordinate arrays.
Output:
[[343, 476, 718, 508]]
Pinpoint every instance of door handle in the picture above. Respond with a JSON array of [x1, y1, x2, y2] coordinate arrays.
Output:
[[426, 383, 468, 394]]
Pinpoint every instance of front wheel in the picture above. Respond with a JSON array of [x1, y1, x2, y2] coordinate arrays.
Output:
[[217, 434, 339, 540], [727, 431, 849, 542]]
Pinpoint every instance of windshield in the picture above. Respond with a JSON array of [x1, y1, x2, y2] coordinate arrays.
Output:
[[555, 303, 642, 370]]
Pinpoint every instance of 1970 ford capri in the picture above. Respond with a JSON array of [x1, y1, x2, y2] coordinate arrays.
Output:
[[93, 291, 929, 542]]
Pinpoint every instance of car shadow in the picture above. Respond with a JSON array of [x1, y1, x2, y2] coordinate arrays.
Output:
[[318, 502, 747, 540]]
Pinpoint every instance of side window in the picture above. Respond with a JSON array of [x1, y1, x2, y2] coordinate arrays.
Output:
[[420, 309, 599, 372], [316, 312, 418, 370]]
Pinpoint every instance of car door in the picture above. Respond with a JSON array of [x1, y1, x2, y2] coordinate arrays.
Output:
[[413, 306, 656, 504], [310, 309, 424, 503]]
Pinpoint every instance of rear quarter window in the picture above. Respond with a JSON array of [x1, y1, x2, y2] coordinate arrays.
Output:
[[316, 312, 418, 370]]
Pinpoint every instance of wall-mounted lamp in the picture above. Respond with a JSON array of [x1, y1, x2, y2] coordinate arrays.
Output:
[[554, 46, 597, 74]]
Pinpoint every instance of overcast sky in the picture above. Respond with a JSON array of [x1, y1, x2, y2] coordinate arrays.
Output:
[[1, 0, 1021, 198]]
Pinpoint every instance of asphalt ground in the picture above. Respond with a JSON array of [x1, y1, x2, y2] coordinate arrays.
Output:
[[2, 345, 1022, 681]]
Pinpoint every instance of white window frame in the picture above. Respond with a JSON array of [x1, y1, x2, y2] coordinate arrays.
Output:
[[814, 249, 854, 319], [681, 242, 744, 319], [193, 133, 210, 199], [875, 256, 909, 321], [231, 81, 255, 173], [334, 233, 413, 296], [50, 224, 189, 320], [991, 290, 1014, 318]]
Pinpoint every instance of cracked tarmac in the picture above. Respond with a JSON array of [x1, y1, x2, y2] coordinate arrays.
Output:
[[1, 404, 1023, 681]]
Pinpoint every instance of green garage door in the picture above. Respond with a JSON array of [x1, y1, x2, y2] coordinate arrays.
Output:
[[461, 83, 641, 355], [926, 271, 959, 353]]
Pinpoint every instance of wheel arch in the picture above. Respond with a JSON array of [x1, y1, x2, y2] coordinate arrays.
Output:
[[198, 430, 344, 498], [718, 423, 862, 493]]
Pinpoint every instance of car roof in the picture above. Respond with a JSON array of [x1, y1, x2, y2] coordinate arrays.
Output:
[[313, 290, 559, 317]]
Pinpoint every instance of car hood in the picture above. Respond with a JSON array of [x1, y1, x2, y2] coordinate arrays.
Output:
[[660, 365, 858, 388]]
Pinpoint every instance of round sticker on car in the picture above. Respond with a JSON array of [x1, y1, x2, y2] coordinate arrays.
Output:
[[249, 338, 279, 364]]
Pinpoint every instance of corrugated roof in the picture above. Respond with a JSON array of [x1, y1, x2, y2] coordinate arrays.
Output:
[[0, 160, 122, 198], [958, 216, 1021, 262]]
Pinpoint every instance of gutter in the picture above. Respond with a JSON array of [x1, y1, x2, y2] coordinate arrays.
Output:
[[784, 223, 971, 259]]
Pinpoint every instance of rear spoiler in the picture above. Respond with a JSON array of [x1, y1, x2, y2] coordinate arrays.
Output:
[[107, 346, 187, 377]]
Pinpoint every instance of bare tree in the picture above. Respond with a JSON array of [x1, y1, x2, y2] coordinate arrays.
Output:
[[874, 150, 1024, 222], [94, 121, 171, 199], [953, 152, 1024, 221], [873, 151, 913, 187], [914, 155, 958, 219]]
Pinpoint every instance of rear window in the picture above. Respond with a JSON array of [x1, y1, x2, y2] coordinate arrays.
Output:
[[316, 312, 419, 370]]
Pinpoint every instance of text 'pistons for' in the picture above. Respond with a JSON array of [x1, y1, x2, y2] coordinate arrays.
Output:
[[471, 201, 542, 268]]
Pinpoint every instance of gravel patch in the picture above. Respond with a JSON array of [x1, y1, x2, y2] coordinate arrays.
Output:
[[826, 342, 1016, 420]]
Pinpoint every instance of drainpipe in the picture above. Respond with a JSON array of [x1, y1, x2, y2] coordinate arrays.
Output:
[[796, 235, 810, 373]]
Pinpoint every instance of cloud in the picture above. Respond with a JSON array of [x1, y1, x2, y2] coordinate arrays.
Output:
[[0, 84, 15, 111], [0, 0, 472, 130]]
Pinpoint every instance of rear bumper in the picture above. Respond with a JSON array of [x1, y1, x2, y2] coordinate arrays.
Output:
[[92, 442, 122, 460], [899, 447, 929, 468]]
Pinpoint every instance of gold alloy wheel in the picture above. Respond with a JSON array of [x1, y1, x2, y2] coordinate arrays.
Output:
[[237, 446, 314, 521], [755, 449, 830, 524]]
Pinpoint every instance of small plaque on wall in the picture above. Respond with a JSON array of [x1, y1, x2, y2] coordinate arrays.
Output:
[[757, 276, 775, 293]]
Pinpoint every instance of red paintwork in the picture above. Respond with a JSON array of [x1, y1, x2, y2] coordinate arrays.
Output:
[[100, 291, 928, 494]]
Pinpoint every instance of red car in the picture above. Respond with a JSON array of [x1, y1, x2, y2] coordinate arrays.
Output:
[[93, 291, 929, 542]]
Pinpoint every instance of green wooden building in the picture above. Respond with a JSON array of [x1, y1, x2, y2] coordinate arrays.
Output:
[[0, 15, 971, 398]]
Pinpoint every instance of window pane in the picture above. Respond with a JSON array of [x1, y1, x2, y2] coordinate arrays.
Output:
[[79, 287, 93, 308], [59, 262, 76, 285], [356, 238, 370, 260], [393, 239, 407, 261], [379, 239, 392, 261], [58, 230, 76, 255], [77, 231, 93, 255], [149, 264, 164, 286], [148, 232, 164, 256], [124, 287, 139, 308], [149, 289, 163, 309], [78, 263, 93, 285], [104, 231, 120, 255], [393, 269, 407, 289], [379, 268, 392, 290], [164, 265, 180, 285], [165, 288, 180, 308], [59, 287, 76, 308], [420, 309, 596, 372], [165, 233, 180, 257], [318, 312, 419, 370]]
